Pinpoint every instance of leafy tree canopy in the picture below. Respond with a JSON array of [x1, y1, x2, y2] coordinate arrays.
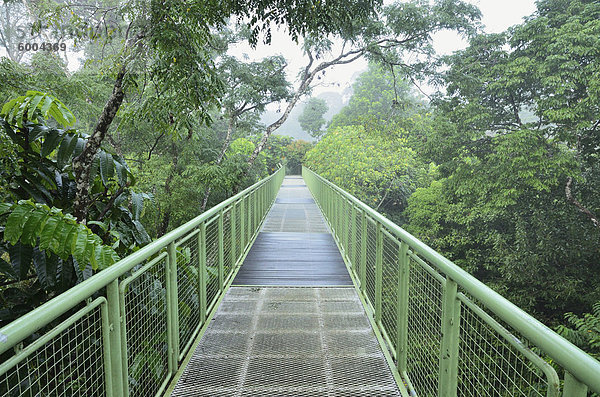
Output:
[[298, 98, 328, 139]]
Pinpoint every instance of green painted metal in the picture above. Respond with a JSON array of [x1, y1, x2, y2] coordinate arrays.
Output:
[[359, 210, 367, 294], [375, 222, 383, 325], [350, 206, 357, 271], [240, 197, 246, 252], [231, 202, 237, 261], [198, 223, 207, 322], [396, 242, 409, 373], [106, 280, 125, 397], [100, 298, 113, 397], [439, 279, 460, 397], [0, 166, 284, 397], [167, 241, 179, 374], [563, 372, 588, 397], [218, 210, 225, 291], [302, 166, 600, 396]]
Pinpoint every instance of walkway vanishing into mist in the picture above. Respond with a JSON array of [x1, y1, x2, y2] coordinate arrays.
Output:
[[170, 176, 403, 396]]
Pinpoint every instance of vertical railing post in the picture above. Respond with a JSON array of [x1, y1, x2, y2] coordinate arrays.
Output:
[[261, 185, 264, 219], [375, 222, 383, 324], [247, 194, 252, 244], [253, 190, 258, 233], [360, 210, 367, 294], [343, 199, 349, 255], [439, 278, 460, 397], [167, 242, 179, 374], [350, 205, 357, 271], [333, 191, 338, 238], [339, 198, 345, 253], [106, 280, 125, 397], [332, 190, 337, 235], [198, 223, 207, 322], [100, 300, 114, 397], [240, 197, 246, 252], [327, 186, 332, 222], [563, 372, 588, 397], [231, 202, 237, 266], [337, 193, 342, 241], [218, 210, 224, 290], [397, 242, 410, 373]]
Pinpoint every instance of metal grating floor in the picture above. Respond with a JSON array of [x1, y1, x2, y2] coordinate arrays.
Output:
[[171, 287, 403, 396], [233, 176, 351, 285]]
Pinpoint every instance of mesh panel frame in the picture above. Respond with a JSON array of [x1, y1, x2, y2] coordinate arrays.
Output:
[[176, 231, 201, 355], [0, 302, 107, 397], [457, 294, 551, 397], [122, 257, 170, 397]]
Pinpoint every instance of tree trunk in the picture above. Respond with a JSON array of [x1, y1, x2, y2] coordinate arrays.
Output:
[[72, 66, 127, 223], [243, 48, 365, 178], [157, 142, 179, 237]]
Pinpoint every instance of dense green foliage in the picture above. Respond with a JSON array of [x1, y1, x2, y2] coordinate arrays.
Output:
[[306, 63, 434, 223], [0, 0, 598, 366], [0, 92, 149, 325], [298, 97, 328, 138], [407, 0, 600, 323], [305, 0, 600, 356]]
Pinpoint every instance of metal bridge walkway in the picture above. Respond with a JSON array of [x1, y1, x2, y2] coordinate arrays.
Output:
[[170, 176, 403, 396]]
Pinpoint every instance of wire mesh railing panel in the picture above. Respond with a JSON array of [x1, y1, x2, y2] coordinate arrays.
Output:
[[235, 202, 243, 262], [364, 218, 378, 308], [250, 191, 257, 234], [176, 231, 201, 355], [406, 256, 443, 397], [122, 257, 169, 397], [457, 294, 554, 397], [381, 232, 400, 354], [222, 210, 233, 279], [302, 167, 600, 397], [0, 167, 284, 397], [351, 209, 363, 278], [205, 219, 220, 307], [0, 301, 106, 397]]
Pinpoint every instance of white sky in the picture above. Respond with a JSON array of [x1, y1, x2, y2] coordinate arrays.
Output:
[[230, 0, 538, 97], [0, 0, 538, 95]]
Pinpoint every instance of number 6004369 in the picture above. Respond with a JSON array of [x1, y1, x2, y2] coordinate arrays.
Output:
[[18, 42, 67, 52]]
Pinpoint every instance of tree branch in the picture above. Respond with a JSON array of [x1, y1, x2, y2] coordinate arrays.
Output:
[[565, 177, 599, 229]]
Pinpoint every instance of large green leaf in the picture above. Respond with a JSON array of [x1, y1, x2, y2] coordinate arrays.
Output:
[[4, 203, 36, 244], [1, 91, 75, 127], [32, 247, 50, 289], [57, 133, 78, 169], [131, 192, 144, 220], [20, 209, 49, 246], [73, 230, 91, 269], [4, 202, 122, 271], [41, 129, 61, 157], [7, 243, 33, 280], [95, 245, 120, 269], [38, 215, 61, 251], [0, 257, 18, 280], [57, 223, 78, 259], [15, 176, 52, 204], [98, 151, 112, 186]]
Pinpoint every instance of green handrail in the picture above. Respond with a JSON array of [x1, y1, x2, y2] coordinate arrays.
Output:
[[0, 167, 285, 397], [303, 166, 600, 397]]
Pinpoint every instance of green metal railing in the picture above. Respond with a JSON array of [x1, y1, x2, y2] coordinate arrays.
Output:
[[0, 167, 284, 397], [303, 166, 600, 397]]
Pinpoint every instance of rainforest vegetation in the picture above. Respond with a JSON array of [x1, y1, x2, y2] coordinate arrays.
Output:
[[0, 0, 598, 367]]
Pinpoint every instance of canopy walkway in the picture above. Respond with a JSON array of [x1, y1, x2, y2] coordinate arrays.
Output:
[[1, 167, 600, 397]]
